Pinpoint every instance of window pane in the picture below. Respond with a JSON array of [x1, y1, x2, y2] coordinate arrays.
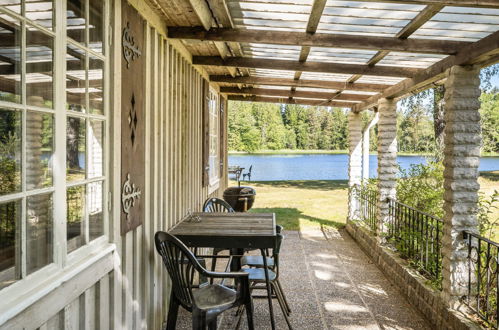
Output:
[[66, 45, 86, 112], [89, 0, 104, 53], [67, 185, 85, 253], [67, 0, 86, 45], [0, 15, 21, 103], [66, 116, 86, 181], [0, 108, 21, 196], [26, 27, 54, 108], [26, 0, 53, 30], [26, 111, 53, 190], [26, 193, 53, 274], [0, 1, 21, 14], [0, 199, 20, 289], [88, 181, 103, 241], [88, 120, 103, 178], [88, 55, 103, 115]]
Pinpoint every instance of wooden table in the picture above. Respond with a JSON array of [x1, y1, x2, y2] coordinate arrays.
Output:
[[169, 212, 277, 329], [228, 166, 244, 186]]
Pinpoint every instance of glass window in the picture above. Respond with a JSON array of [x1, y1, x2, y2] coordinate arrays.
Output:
[[208, 89, 220, 186], [88, 54, 103, 114], [88, 181, 103, 241], [26, 193, 53, 274], [67, 185, 85, 253], [0, 1, 21, 14], [67, 0, 86, 45], [89, 0, 103, 53], [66, 45, 86, 112], [0, 15, 21, 103], [26, 111, 53, 190], [88, 120, 103, 178], [25, 0, 53, 30], [66, 116, 86, 182], [26, 26, 54, 108], [0, 108, 21, 196], [0, 199, 21, 290]]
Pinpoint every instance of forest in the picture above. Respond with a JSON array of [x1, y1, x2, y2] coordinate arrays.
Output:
[[227, 90, 499, 154]]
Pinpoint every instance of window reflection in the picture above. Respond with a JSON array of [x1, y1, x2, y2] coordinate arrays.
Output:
[[67, 0, 86, 45], [0, 199, 21, 290], [66, 45, 86, 112], [26, 193, 53, 274], [26, 26, 54, 108], [88, 120, 103, 178], [0, 1, 21, 14], [26, 0, 54, 30], [89, 0, 103, 53], [89, 55, 103, 114], [67, 185, 85, 253], [26, 111, 53, 190], [66, 116, 86, 181], [88, 181, 103, 241], [0, 15, 21, 103], [0, 108, 21, 196]]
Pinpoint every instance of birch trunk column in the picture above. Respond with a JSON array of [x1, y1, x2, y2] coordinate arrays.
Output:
[[348, 112, 362, 221], [376, 98, 397, 241], [441, 65, 481, 306]]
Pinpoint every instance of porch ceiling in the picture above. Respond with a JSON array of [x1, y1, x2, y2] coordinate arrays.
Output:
[[150, 0, 499, 111]]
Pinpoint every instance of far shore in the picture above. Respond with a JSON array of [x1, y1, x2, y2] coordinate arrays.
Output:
[[229, 150, 499, 157]]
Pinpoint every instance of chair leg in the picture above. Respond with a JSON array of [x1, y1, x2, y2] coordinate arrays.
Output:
[[166, 294, 180, 330], [276, 279, 291, 314], [245, 300, 255, 330], [207, 316, 217, 330], [273, 282, 289, 316], [192, 308, 207, 330], [272, 283, 293, 330]]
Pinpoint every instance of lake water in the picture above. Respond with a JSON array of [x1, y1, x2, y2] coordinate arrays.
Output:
[[228, 154, 499, 181]]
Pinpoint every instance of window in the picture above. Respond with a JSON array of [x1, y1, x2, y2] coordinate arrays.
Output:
[[207, 87, 220, 191], [0, 0, 108, 291]]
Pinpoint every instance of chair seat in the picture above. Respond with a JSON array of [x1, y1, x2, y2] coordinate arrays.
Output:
[[241, 255, 275, 268], [193, 284, 237, 311], [242, 267, 277, 282]]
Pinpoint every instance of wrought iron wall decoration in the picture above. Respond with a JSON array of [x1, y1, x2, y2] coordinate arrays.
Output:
[[128, 93, 138, 145], [122, 22, 142, 68], [122, 173, 141, 221]]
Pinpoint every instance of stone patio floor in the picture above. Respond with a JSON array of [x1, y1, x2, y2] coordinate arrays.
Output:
[[175, 226, 431, 329]]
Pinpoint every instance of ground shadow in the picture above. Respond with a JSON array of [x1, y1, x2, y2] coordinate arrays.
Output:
[[239, 180, 348, 191], [249, 207, 345, 230], [480, 170, 499, 182]]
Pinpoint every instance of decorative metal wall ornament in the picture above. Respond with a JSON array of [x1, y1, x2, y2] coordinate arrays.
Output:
[[121, 173, 142, 221], [122, 22, 142, 68], [128, 93, 138, 145]]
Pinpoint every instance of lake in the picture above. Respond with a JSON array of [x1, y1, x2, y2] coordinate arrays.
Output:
[[228, 154, 499, 181]]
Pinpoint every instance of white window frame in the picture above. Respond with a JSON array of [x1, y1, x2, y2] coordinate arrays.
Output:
[[0, 0, 112, 311], [207, 87, 220, 194]]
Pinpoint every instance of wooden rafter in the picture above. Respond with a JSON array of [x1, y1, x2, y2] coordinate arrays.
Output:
[[220, 87, 368, 101], [168, 27, 469, 55], [352, 30, 499, 112], [210, 75, 390, 92], [343, 0, 499, 8], [228, 95, 355, 108], [194, 56, 418, 77]]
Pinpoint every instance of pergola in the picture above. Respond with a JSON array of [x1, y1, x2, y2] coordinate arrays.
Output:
[[146, 0, 499, 318]]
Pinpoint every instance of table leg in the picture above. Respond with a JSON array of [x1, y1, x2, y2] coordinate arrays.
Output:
[[261, 248, 276, 330], [230, 248, 243, 271]]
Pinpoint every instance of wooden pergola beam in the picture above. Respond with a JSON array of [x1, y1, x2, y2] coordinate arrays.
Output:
[[210, 75, 390, 92], [169, 28, 468, 55], [220, 87, 368, 101], [228, 95, 355, 108], [195, 56, 418, 77], [344, 0, 499, 8], [352, 30, 499, 112]]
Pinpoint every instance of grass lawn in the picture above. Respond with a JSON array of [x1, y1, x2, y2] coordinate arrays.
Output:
[[235, 171, 499, 233]]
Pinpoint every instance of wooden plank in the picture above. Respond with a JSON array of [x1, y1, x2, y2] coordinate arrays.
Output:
[[228, 95, 355, 108], [353, 29, 499, 112], [187, 0, 213, 30], [397, 4, 444, 39], [210, 75, 390, 92], [98, 275, 110, 330], [341, 0, 499, 8], [220, 87, 368, 101], [168, 28, 469, 55], [194, 56, 418, 77], [306, 0, 327, 33]]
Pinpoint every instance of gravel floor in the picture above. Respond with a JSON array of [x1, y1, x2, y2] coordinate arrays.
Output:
[[173, 226, 431, 330]]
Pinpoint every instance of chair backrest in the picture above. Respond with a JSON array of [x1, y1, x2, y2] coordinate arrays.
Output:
[[203, 197, 235, 213], [248, 165, 252, 173], [154, 231, 203, 311]]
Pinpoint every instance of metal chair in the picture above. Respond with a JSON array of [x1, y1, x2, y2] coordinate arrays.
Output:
[[240, 225, 284, 270], [203, 198, 235, 273], [155, 231, 255, 330], [242, 165, 253, 181], [239, 231, 292, 329]]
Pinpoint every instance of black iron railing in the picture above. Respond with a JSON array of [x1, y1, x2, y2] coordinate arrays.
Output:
[[463, 231, 499, 328], [387, 198, 443, 282], [352, 184, 378, 232]]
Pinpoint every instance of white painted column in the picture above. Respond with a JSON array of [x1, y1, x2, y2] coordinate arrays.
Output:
[[441, 65, 481, 306], [376, 98, 397, 241], [348, 111, 362, 221]]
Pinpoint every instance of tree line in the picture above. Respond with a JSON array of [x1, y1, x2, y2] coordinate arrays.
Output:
[[227, 90, 499, 154]]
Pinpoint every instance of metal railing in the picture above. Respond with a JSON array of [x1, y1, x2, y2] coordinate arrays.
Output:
[[387, 198, 443, 282], [463, 231, 499, 329], [352, 184, 378, 232]]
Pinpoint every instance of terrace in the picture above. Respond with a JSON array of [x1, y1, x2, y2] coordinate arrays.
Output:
[[0, 0, 498, 329]]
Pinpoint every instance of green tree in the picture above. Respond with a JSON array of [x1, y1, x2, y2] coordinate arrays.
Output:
[[480, 90, 499, 153]]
